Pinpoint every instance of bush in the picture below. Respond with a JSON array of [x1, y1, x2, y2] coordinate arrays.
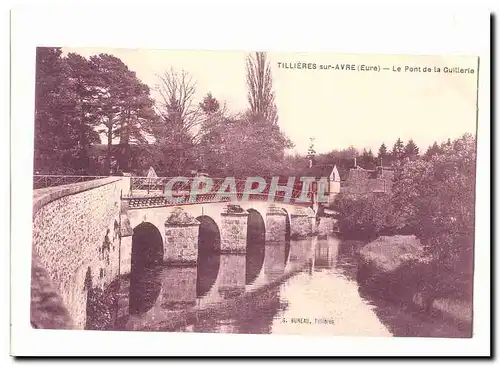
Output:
[[334, 193, 405, 240]]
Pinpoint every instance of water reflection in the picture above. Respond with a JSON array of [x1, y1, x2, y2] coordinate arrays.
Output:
[[129, 265, 162, 316], [246, 241, 265, 285], [314, 235, 340, 269], [218, 255, 246, 299], [196, 253, 220, 298], [284, 238, 291, 266], [159, 266, 198, 310], [263, 243, 287, 281], [104, 234, 467, 337]]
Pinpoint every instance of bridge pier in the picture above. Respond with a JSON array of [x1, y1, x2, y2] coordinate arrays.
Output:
[[220, 204, 249, 254], [164, 207, 200, 265], [265, 204, 288, 243], [290, 207, 315, 238]]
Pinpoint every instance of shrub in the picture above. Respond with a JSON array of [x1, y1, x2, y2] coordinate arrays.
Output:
[[334, 193, 405, 240]]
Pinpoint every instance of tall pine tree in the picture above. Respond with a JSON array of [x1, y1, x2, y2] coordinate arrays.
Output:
[[90, 53, 157, 173], [404, 139, 419, 161], [392, 138, 405, 162]]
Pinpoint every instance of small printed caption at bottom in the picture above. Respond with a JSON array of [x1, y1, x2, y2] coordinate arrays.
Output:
[[280, 317, 335, 325]]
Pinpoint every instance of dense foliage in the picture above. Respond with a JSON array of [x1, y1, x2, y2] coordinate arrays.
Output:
[[334, 193, 405, 240], [34, 49, 292, 177], [336, 134, 476, 300], [392, 134, 476, 272]]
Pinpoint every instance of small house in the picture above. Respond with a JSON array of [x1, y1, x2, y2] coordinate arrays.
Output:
[[301, 163, 341, 205]]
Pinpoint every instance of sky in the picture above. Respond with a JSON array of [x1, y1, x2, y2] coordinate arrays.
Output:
[[62, 47, 479, 155]]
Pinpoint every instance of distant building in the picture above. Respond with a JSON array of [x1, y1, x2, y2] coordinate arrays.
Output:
[[300, 161, 341, 205], [341, 162, 394, 194]]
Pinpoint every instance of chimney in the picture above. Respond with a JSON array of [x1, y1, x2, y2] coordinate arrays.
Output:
[[354, 157, 357, 168]]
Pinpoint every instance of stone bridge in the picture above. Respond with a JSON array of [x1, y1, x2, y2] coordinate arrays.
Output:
[[31, 176, 336, 330], [119, 199, 317, 274]]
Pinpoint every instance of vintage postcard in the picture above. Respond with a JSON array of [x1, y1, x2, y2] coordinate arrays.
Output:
[[29, 48, 478, 336], [10, 7, 491, 358]]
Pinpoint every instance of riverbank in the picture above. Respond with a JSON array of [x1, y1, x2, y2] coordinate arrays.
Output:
[[356, 234, 472, 336]]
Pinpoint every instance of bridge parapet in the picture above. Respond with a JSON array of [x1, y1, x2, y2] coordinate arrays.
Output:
[[32, 176, 130, 329], [124, 176, 315, 208]]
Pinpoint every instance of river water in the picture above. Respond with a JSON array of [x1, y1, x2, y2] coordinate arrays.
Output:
[[90, 235, 466, 338]]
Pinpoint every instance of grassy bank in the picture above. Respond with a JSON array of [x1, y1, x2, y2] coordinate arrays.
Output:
[[356, 234, 472, 332]]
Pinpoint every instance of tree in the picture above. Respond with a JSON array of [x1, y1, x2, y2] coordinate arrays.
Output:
[[391, 134, 476, 299], [197, 93, 232, 174], [200, 52, 294, 178], [316, 146, 358, 170], [360, 149, 376, 170], [424, 141, 442, 160], [306, 137, 316, 166], [34, 47, 75, 173], [199, 92, 220, 114], [246, 52, 278, 124], [90, 54, 157, 173], [391, 138, 405, 162], [211, 112, 293, 178], [154, 68, 203, 175], [64, 53, 101, 173], [404, 139, 419, 161], [34, 47, 99, 174], [378, 143, 389, 166]]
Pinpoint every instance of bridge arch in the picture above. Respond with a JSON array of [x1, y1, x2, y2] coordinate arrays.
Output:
[[131, 222, 164, 270], [246, 209, 266, 245], [246, 208, 266, 285], [196, 215, 221, 253]]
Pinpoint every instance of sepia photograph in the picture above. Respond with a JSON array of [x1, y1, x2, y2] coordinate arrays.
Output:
[[30, 48, 478, 339], [9, 5, 491, 358]]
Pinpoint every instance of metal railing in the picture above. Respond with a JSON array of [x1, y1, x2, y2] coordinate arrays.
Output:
[[125, 176, 315, 207], [33, 175, 109, 190], [124, 192, 314, 208], [32, 175, 316, 206]]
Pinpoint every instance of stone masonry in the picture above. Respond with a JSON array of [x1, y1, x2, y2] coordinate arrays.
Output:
[[32, 177, 129, 329], [164, 207, 200, 265], [220, 204, 249, 254], [265, 204, 288, 243], [317, 216, 336, 237], [290, 207, 315, 238]]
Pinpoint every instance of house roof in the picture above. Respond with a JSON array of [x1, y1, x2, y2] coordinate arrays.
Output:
[[299, 164, 335, 179], [336, 166, 349, 181]]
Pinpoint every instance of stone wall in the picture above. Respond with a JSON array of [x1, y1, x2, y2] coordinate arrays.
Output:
[[164, 207, 200, 264], [316, 216, 336, 237], [220, 205, 248, 253], [32, 177, 129, 329], [265, 205, 288, 243], [290, 207, 315, 238]]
